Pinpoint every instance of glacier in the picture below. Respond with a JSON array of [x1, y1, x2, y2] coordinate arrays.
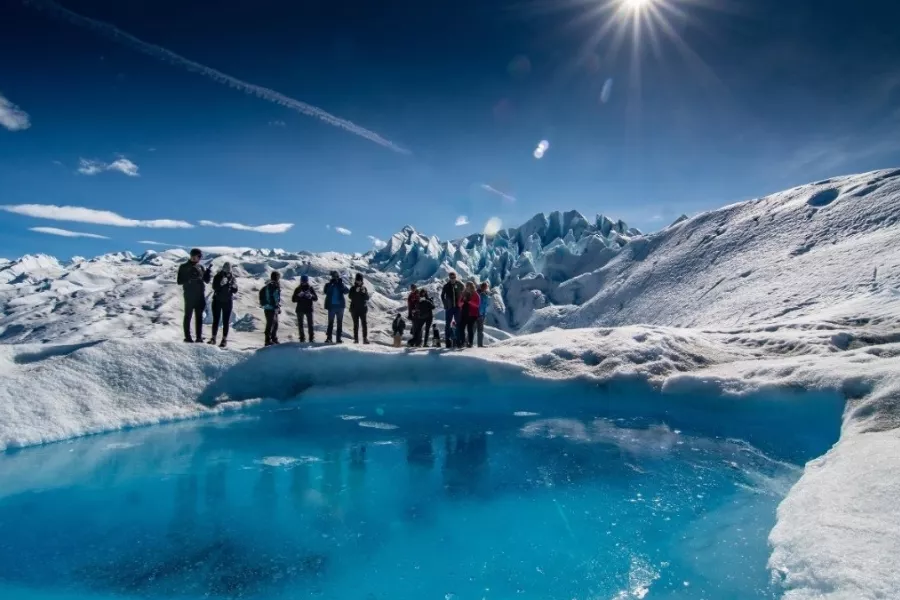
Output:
[[1, 167, 899, 599]]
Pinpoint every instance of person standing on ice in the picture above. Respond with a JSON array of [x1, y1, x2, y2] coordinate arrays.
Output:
[[176, 248, 212, 343], [476, 281, 491, 348], [259, 271, 282, 346], [458, 280, 481, 348], [323, 270, 349, 344], [414, 288, 436, 347], [348, 273, 371, 344], [208, 262, 237, 348], [291, 274, 318, 343], [440, 272, 464, 349]]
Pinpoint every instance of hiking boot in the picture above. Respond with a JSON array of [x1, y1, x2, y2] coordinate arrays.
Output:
[[264, 339, 272, 347], [184, 337, 194, 343], [353, 337, 359, 344], [336, 338, 344, 344], [325, 337, 333, 344], [272, 338, 280, 345], [208, 337, 217, 345], [363, 338, 370, 345], [194, 338, 204, 343], [299, 336, 306, 343], [219, 339, 227, 348]]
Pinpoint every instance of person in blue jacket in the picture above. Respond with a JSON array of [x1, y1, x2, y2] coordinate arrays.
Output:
[[476, 281, 491, 348], [259, 271, 282, 347], [323, 271, 349, 344]]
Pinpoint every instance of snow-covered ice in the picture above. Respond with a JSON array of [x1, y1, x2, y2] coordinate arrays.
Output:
[[1, 168, 899, 599]]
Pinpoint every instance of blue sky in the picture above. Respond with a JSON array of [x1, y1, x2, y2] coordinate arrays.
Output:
[[1, 0, 899, 259]]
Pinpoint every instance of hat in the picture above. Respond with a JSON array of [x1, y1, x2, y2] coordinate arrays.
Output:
[[222, 262, 232, 273], [300, 274, 309, 283], [190, 248, 202, 258]]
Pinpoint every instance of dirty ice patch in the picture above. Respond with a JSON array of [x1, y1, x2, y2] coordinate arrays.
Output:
[[255, 456, 321, 468], [358, 421, 399, 430]]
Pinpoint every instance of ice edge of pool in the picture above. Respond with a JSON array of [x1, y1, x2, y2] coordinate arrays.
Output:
[[2, 337, 898, 600]]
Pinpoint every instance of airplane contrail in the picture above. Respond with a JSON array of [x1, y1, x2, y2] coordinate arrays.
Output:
[[24, 0, 410, 155]]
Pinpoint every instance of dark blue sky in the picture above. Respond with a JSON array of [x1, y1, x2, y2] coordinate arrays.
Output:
[[1, 0, 899, 258]]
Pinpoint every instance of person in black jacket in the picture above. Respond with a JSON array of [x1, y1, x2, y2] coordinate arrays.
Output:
[[291, 274, 318, 342], [176, 248, 212, 343], [259, 271, 282, 346], [440, 272, 464, 348], [413, 288, 436, 347], [209, 262, 238, 348], [323, 271, 349, 344], [348, 273, 371, 344]]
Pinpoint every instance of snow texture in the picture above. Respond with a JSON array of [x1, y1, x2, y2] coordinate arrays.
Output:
[[1, 168, 900, 599]]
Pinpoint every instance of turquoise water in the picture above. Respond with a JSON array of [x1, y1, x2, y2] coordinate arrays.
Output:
[[0, 388, 821, 600]]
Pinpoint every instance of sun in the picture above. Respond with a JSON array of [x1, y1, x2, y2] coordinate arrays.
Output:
[[623, 0, 654, 10]]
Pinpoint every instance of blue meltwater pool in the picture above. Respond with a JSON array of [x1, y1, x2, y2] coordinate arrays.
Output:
[[0, 384, 840, 600]]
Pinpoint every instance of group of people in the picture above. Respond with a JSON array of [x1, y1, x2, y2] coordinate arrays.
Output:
[[395, 271, 491, 349], [177, 248, 490, 349]]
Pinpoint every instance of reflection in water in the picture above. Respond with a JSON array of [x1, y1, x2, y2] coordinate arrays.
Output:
[[406, 435, 434, 469], [443, 433, 489, 498]]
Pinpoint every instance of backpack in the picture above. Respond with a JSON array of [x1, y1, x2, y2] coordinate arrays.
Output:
[[258, 286, 267, 307]]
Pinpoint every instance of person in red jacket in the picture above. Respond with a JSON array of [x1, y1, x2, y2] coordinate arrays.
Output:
[[457, 280, 481, 348]]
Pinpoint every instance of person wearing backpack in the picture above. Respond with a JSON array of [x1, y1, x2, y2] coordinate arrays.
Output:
[[413, 288, 436, 347], [348, 273, 371, 344], [176, 248, 212, 343], [259, 271, 282, 347], [323, 271, 349, 344], [291, 274, 318, 342], [440, 272, 464, 348], [458, 280, 481, 349], [392, 312, 406, 348], [208, 262, 238, 348]]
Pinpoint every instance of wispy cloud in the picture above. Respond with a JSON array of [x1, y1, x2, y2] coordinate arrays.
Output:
[[269, 120, 286, 127], [367, 235, 387, 249], [199, 220, 293, 234], [1, 204, 193, 228], [29, 226, 108, 239], [455, 215, 470, 226], [480, 183, 517, 203], [78, 158, 140, 177], [200, 246, 255, 255], [138, 240, 185, 248], [0, 93, 31, 131], [28, 0, 409, 154], [334, 226, 352, 236]]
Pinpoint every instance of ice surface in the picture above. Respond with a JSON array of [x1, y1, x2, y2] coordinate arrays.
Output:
[[1, 168, 899, 598], [0, 394, 805, 600]]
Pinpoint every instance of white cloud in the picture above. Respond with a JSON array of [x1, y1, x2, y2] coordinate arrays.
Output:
[[138, 240, 185, 248], [29, 227, 108, 239], [334, 226, 352, 236], [199, 220, 294, 234], [533, 139, 549, 159], [0, 204, 193, 228], [367, 235, 387, 249], [0, 93, 31, 131], [199, 246, 254, 255], [484, 217, 503, 237], [455, 215, 470, 226], [78, 158, 140, 177], [600, 78, 614, 104], [269, 120, 286, 127], [480, 183, 517, 203]]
